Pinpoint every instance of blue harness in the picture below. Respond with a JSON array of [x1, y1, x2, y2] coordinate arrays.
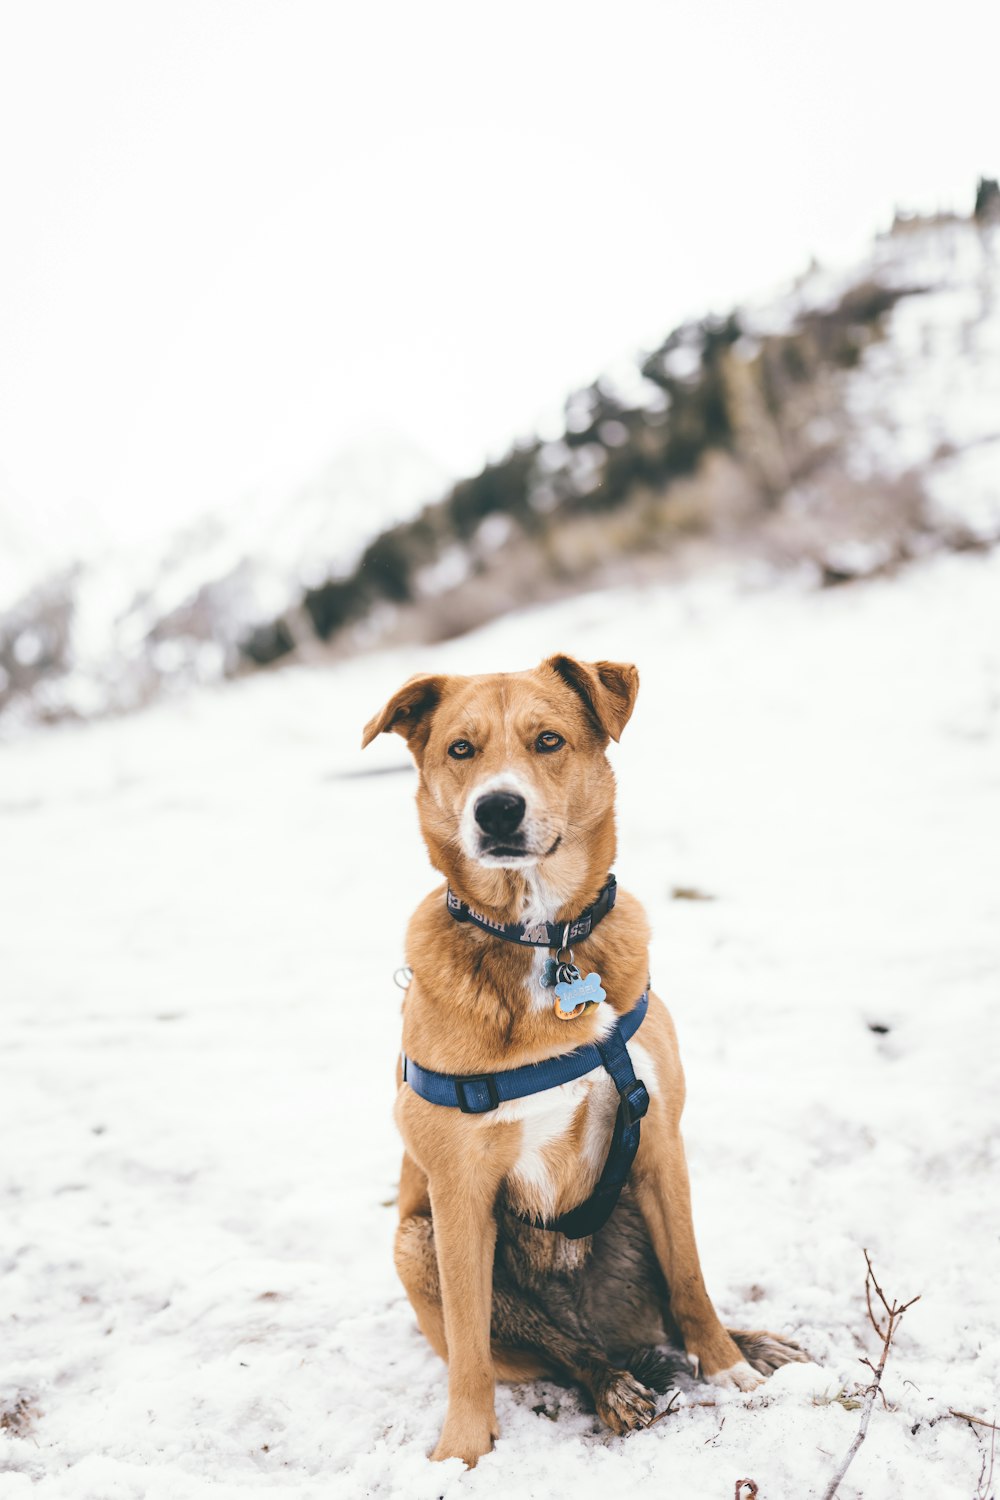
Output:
[[401, 881, 650, 1240]]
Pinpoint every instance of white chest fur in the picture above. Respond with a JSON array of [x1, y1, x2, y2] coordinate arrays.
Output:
[[494, 875, 658, 1223], [492, 1022, 660, 1226], [493, 1067, 618, 1222]]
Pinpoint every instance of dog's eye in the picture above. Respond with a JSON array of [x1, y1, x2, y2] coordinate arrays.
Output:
[[535, 731, 565, 754], [448, 740, 475, 760]]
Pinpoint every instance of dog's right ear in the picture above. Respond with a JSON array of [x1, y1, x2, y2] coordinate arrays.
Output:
[[361, 674, 448, 752]]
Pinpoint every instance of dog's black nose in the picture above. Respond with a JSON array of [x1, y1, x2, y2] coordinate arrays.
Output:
[[474, 791, 526, 839]]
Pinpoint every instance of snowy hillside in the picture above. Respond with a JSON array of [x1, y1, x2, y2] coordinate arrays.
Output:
[[749, 208, 1000, 543], [2, 543, 998, 1498], [0, 434, 447, 726], [0, 487, 68, 619], [4, 215, 1000, 732], [775, 217, 1000, 545], [275, 214, 1000, 670]]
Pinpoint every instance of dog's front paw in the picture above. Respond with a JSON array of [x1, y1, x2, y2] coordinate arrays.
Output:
[[431, 1408, 499, 1467], [706, 1359, 765, 1393], [593, 1368, 659, 1434], [731, 1329, 811, 1377]]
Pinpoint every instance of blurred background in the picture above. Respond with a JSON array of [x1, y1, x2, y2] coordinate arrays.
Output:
[[2, 0, 998, 727]]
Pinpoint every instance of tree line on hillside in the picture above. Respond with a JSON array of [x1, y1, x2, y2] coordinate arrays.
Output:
[[241, 275, 922, 667]]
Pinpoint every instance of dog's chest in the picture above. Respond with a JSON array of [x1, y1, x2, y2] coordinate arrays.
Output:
[[498, 927, 624, 1223], [492, 1059, 620, 1225]]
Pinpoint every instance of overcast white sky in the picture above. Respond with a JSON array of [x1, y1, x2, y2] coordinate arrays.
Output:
[[0, 0, 996, 566]]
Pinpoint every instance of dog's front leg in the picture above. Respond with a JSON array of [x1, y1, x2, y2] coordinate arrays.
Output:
[[633, 1128, 760, 1390], [423, 1137, 513, 1466]]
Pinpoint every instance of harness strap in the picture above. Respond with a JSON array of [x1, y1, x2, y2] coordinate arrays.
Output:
[[521, 1018, 649, 1239], [401, 992, 647, 1110], [401, 994, 650, 1240], [446, 873, 617, 948]]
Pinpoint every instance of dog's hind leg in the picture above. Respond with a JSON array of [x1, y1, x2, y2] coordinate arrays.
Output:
[[490, 1276, 660, 1434], [729, 1328, 810, 1376], [394, 1152, 468, 1367], [394, 1210, 450, 1362], [632, 1123, 761, 1389], [620, 1344, 695, 1393], [396, 1210, 548, 1375], [395, 1202, 659, 1434]]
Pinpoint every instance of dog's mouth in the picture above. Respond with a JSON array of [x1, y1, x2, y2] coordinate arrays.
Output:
[[478, 842, 534, 866], [476, 834, 562, 866]]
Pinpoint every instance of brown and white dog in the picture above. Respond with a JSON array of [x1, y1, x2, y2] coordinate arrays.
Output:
[[362, 654, 805, 1467]]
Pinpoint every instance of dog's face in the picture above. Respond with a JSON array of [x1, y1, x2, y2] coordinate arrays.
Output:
[[363, 656, 638, 892]]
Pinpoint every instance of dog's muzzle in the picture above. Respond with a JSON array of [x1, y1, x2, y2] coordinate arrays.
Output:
[[465, 783, 551, 864], [474, 791, 526, 841]]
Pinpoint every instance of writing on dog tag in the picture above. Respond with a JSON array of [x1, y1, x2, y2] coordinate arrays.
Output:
[[553, 969, 606, 1020]]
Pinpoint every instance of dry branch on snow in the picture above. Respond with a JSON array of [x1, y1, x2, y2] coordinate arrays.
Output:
[[820, 1250, 920, 1500]]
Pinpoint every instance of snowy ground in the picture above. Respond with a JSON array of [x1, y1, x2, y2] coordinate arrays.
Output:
[[2, 547, 999, 1499]]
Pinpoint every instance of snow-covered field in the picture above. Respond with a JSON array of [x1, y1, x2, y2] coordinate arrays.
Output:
[[2, 547, 999, 1499]]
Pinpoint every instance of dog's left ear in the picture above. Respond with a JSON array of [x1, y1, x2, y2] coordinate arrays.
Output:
[[361, 673, 448, 751], [542, 655, 639, 742]]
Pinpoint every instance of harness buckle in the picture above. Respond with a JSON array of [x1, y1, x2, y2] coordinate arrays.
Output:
[[455, 1073, 501, 1114], [620, 1079, 649, 1125]]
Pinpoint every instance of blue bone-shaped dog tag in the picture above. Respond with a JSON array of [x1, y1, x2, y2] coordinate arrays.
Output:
[[554, 969, 606, 1013]]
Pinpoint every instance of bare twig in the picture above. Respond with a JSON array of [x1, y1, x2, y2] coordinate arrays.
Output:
[[974, 1410, 996, 1500], [820, 1250, 920, 1500], [647, 1389, 682, 1428], [734, 1482, 759, 1500], [703, 1414, 726, 1445], [951, 1410, 1000, 1435]]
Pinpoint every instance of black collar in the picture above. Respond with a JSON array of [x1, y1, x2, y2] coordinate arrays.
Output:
[[445, 874, 617, 948]]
